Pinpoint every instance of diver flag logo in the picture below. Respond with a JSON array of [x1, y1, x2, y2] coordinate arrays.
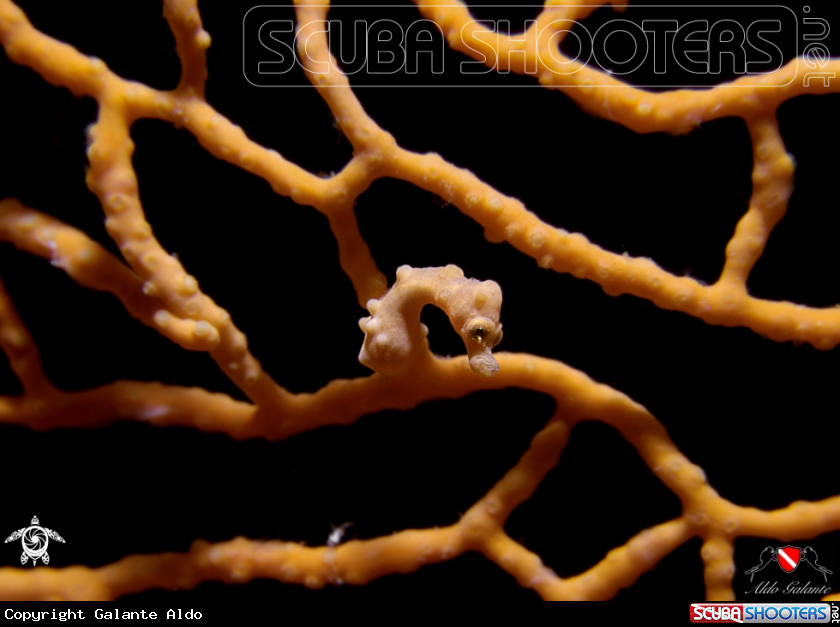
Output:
[[776, 546, 801, 573]]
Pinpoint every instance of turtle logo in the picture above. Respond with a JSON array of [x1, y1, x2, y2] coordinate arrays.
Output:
[[4, 515, 65, 566]]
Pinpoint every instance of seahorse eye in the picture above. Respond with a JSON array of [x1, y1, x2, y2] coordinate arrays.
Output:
[[465, 317, 496, 345]]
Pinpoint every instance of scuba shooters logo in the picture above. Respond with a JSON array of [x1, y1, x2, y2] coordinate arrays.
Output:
[[744, 545, 834, 596], [689, 602, 837, 623]]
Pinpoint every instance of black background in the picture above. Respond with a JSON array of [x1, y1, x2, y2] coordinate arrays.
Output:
[[0, 0, 838, 605]]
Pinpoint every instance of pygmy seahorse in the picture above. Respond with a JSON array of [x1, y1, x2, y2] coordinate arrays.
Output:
[[358, 265, 503, 377]]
